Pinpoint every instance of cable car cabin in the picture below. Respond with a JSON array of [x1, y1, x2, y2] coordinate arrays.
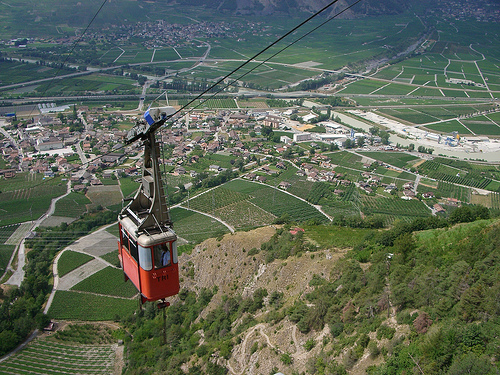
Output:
[[118, 106, 180, 304], [118, 217, 179, 304]]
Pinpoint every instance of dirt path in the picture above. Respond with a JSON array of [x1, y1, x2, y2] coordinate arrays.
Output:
[[228, 323, 278, 375]]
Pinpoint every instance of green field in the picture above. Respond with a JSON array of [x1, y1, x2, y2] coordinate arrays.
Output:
[[358, 151, 419, 168], [0, 244, 15, 275], [461, 118, 500, 135], [303, 224, 373, 248], [170, 207, 230, 244], [101, 249, 121, 268], [0, 224, 20, 244], [0, 338, 117, 374], [0, 173, 67, 225], [119, 177, 140, 199], [0, 60, 75, 86], [58, 250, 94, 278], [48, 290, 137, 321], [54, 192, 91, 218], [338, 79, 388, 95], [71, 267, 138, 298], [360, 195, 430, 218], [32, 73, 138, 96], [225, 179, 329, 223], [423, 120, 473, 134], [377, 108, 440, 124]]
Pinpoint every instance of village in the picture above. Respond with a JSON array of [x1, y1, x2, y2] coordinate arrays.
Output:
[[0, 103, 429, 203]]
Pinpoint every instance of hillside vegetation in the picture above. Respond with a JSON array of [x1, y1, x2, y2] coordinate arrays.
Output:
[[119, 212, 500, 374]]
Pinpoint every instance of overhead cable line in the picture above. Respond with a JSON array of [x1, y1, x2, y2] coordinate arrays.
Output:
[[21, 0, 363, 190], [147, 0, 360, 135], [181, 0, 364, 114]]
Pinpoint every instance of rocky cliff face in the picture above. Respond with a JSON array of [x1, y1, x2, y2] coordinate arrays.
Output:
[[177, 227, 361, 374]]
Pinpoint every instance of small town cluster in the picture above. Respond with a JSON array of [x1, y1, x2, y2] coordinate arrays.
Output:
[[0, 104, 390, 194]]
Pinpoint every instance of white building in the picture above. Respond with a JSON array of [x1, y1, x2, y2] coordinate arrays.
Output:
[[293, 133, 312, 142]]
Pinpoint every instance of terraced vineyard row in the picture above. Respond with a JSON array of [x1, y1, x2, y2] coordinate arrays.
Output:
[[0, 338, 116, 374], [427, 171, 491, 189], [360, 196, 430, 217], [250, 186, 328, 223], [0, 224, 20, 244], [491, 193, 500, 210], [418, 161, 492, 189], [185, 188, 250, 212], [198, 179, 330, 224]]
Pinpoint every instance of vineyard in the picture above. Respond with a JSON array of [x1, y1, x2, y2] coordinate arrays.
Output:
[[58, 250, 94, 278], [0, 224, 20, 244], [327, 151, 363, 168], [0, 338, 116, 374], [169, 207, 230, 244], [182, 180, 328, 226], [214, 200, 276, 229], [186, 187, 250, 213], [360, 196, 431, 218], [417, 161, 492, 190], [53, 192, 91, 218], [176, 98, 237, 109], [286, 177, 315, 201], [358, 151, 419, 169], [0, 174, 67, 225], [0, 244, 15, 276], [417, 181, 471, 203], [225, 179, 329, 223], [86, 185, 123, 208], [48, 290, 137, 320], [119, 177, 140, 199], [433, 157, 500, 180], [71, 267, 139, 298], [490, 193, 500, 210]]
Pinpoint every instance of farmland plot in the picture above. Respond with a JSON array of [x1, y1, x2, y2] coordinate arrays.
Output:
[[48, 290, 137, 320], [0, 338, 116, 375], [71, 267, 139, 298], [54, 192, 91, 218], [58, 250, 94, 278], [0, 244, 15, 275], [358, 151, 419, 168], [0, 224, 20, 244], [86, 185, 123, 208], [170, 207, 230, 244], [0, 174, 67, 225], [360, 196, 430, 218], [225, 179, 329, 223]]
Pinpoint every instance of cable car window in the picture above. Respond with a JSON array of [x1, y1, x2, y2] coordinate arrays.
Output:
[[154, 243, 171, 269], [121, 228, 129, 252], [138, 245, 152, 271], [130, 239, 139, 262], [171, 241, 178, 264]]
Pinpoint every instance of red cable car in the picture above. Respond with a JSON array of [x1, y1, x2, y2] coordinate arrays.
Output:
[[118, 107, 179, 304]]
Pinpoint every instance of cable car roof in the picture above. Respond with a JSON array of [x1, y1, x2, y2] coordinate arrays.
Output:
[[120, 216, 176, 247]]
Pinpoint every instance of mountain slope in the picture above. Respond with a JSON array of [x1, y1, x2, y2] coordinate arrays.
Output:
[[122, 218, 500, 374]]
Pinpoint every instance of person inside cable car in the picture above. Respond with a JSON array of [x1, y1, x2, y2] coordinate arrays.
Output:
[[154, 243, 171, 268]]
